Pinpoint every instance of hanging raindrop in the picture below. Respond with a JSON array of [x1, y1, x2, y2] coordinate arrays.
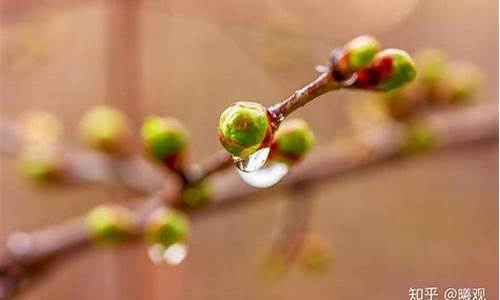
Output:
[[164, 243, 188, 265], [148, 243, 166, 264], [237, 161, 289, 188], [233, 147, 271, 173], [148, 242, 188, 265]]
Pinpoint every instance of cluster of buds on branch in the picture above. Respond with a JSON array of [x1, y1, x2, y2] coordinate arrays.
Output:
[[6, 35, 496, 299], [217, 35, 416, 181], [9, 36, 417, 269], [346, 49, 483, 153]]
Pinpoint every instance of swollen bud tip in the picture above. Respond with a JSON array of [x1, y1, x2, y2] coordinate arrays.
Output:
[[345, 35, 381, 71], [331, 35, 381, 81], [145, 207, 190, 248], [374, 49, 417, 91], [79, 105, 132, 155], [182, 181, 212, 208], [85, 205, 132, 244], [218, 102, 272, 158], [141, 116, 189, 169], [18, 143, 66, 184], [353, 49, 417, 91]]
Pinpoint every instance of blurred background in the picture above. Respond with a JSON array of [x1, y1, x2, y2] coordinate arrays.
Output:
[[0, 0, 498, 299]]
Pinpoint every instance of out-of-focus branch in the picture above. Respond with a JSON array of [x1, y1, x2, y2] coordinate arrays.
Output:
[[272, 185, 314, 263], [0, 180, 180, 299], [0, 103, 497, 299], [0, 118, 166, 194], [184, 150, 233, 185]]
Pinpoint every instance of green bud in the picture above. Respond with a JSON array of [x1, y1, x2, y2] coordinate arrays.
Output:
[[85, 205, 132, 244], [273, 119, 315, 164], [79, 105, 132, 154], [182, 181, 212, 208], [218, 102, 271, 157], [374, 49, 417, 91], [141, 116, 189, 167], [297, 234, 331, 274], [345, 35, 381, 70], [145, 207, 190, 248], [259, 250, 288, 280], [404, 122, 435, 154], [415, 49, 447, 86], [18, 143, 65, 184], [445, 62, 483, 102]]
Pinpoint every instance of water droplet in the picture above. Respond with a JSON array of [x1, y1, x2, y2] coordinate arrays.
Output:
[[164, 243, 188, 265], [238, 161, 289, 188], [234, 147, 270, 173], [148, 244, 165, 264]]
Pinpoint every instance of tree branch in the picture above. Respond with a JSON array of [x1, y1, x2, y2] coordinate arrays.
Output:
[[268, 71, 340, 119], [0, 118, 166, 194], [0, 103, 497, 299]]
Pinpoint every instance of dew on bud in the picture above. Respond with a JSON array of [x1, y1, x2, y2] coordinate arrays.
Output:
[[145, 207, 190, 248], [233, 147, 270, 173], [218, 101, 272, 158], [164, 243, 188, 265], [237, 161, 288, 188], [147, 242, 188, 266], [148, 243, 166, 264]]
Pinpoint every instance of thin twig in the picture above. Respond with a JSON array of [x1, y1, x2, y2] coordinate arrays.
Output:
[[0, 179, 180, 299], [0, 118, 166, 194], [268, 71, 340, 119], [0, 104, 497, 299]]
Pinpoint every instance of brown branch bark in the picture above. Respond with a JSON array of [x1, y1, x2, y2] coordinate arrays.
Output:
[[0, 179, 179, 299], [268, 71, 340, 119], [0, 118, 166, 194], [206, 103, 498, 211], [0, 103, 496, 299]]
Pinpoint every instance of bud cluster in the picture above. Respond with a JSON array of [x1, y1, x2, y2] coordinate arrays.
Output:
[[350, 50, 483, 122], [85, 205, 132, 244], [270, 119, 315, 165], [145, 207, 190, 248], [141, 115, 189, 171], [330, 36, 417, 91], [17, 111, 67, 184], [79, 105, 133, 155], [217, 36, 417, 160]]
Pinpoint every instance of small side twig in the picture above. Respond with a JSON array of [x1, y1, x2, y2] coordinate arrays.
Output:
[[268, 71, 340, 119]]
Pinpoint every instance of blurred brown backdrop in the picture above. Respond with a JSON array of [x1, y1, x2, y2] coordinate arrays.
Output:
[[0, 0, 498, 299]]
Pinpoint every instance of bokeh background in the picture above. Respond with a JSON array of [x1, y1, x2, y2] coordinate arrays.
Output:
[[0, 0, 498, 299]]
